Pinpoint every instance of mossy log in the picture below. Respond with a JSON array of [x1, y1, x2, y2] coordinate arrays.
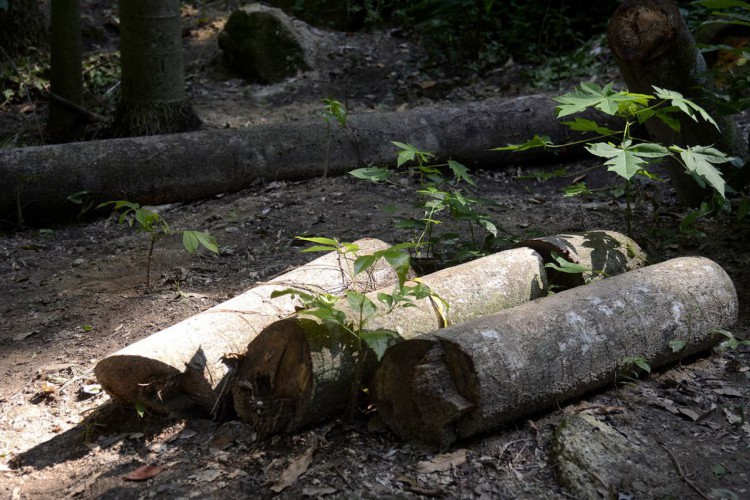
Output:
[[607, 0, 748, 205], [94, 238, 400, 415], [374, 257, 737, 447]]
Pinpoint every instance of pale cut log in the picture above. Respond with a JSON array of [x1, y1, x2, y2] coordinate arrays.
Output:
[[375, 257, 737, 447], [515, 230, 647, 289], [607, 0, 748, 205], [2, 94, 615, 223], [94, 238, 400, 415], [231, 247, 548, 434]]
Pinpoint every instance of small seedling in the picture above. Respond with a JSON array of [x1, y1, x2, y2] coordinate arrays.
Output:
[[616, 355, 652, 386], [99, 200, 219, 288], [351, 141, 505, 265]]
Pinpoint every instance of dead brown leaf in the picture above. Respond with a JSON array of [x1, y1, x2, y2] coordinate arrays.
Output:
[[415, 449, 467, 474], [271, 444, 316, 493], [123, 464, 166, 482]]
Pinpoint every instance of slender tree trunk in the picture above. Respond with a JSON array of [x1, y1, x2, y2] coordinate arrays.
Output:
[[47, 0, 84, 142], [108, 0, 201, 137]]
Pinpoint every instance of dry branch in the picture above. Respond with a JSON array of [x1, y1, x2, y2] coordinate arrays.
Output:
[[94, 238, 400, 415], [375, 257, 737, 447]]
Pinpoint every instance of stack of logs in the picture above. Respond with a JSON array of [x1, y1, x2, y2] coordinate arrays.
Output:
[[95, 230, 737, 447]]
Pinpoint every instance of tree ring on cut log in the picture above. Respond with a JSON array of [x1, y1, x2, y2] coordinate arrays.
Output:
[[608, 1, 678, 62]]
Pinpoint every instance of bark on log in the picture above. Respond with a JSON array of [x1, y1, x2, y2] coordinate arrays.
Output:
[[3, 94, 601, 223], [607, 0, 748, 205], [232, 247, 548, 435], [514, 230, 647, 289], [230, 231, 646, 435], [374, 257, 737, 448], [94, 238, 400, 415]]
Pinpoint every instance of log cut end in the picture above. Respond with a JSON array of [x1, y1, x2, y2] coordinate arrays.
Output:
[[232, 317, 359, 437], [94, 351, 213, 415], [608, 0, 679, 62], [375, 339, 474, 448]]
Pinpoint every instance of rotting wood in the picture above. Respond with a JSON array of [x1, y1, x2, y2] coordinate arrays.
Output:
[[231, 247, 548, 435], [607, 0, 748, 205], [94, 238, 400, 415], [2, 94, 614, 223], [375, 257, 738, 447]]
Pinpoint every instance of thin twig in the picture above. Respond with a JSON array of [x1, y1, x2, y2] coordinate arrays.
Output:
[[659, 443, 711, 500]]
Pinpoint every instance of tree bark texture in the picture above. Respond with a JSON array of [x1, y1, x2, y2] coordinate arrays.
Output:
[[375, 257, 737, 447], [230, 231, 646, 436], [47, 0, 84, 141], [94, 238, 400, 415], [607, 0, 748, 205], [107, 0, 201, 137], [1, 94, 600, 224]]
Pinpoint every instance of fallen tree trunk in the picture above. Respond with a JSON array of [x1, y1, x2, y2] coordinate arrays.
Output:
[[94, 238, 400, 415], [230, 231, 646, 435], [607, 0, 748, 205], [4, 94, 600, 223], [374, 257, 738, 447]]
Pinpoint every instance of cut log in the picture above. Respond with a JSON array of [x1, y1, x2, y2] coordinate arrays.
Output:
[[607, 0, 748, 204], [230, 231, 646, 435], [94, 238, 400, 415], [2, 94, 608, 223], [375, 257, 737, 447], [232, 247, 548, 435], [514, 229, 647, 289]]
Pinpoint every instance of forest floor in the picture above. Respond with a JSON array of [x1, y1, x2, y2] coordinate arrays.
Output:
[[1, 2, 750, 499]]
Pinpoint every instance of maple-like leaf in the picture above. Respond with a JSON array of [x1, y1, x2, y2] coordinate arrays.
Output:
[[586, 141, 669, 181], [670, 145, 729, 198], [652, 86, 720, 130], [554, 82, 651, 118]]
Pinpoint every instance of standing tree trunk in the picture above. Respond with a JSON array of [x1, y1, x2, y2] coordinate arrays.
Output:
[[108, 0, 201, 137], [0, 0, 47, 57], [47, 0, 83, 142]]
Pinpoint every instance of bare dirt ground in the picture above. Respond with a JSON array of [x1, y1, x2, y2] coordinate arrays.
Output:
[[1, 3, 750, 499]]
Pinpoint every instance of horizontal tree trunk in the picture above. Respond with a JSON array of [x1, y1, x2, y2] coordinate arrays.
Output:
[[3, 94, 599, 224], [607, 0, 748, 205], [374, 257, 737, 447], [230, 231, 646, 435], [94, 238, 400, 415]]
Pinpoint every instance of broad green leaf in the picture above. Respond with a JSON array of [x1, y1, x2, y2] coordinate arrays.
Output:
[[477, 217, 498, 237], [652, 86, 719, 130], [563, 182, 591, 197], [296, 236, 339, 246], [447, 160, 477, 186], [561, 117, 619, 136], [587, 141, 669, 181], [360, 329, 399, 360], [553, 82, 651, 118], [669, 339, 687, 353], [349, 167, 391, 182], [383, 250, 411, 287], [270, 288, 315, 303], [182, 231, 219, 254], [353, 254, 377, 276], [545, 252, 591, 274], [346, 291, 376, 321], [694, 0, 750, 9], [492, 134, 552, 151], [670, 145, 729, 198], [376, 292, 394, 309]]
